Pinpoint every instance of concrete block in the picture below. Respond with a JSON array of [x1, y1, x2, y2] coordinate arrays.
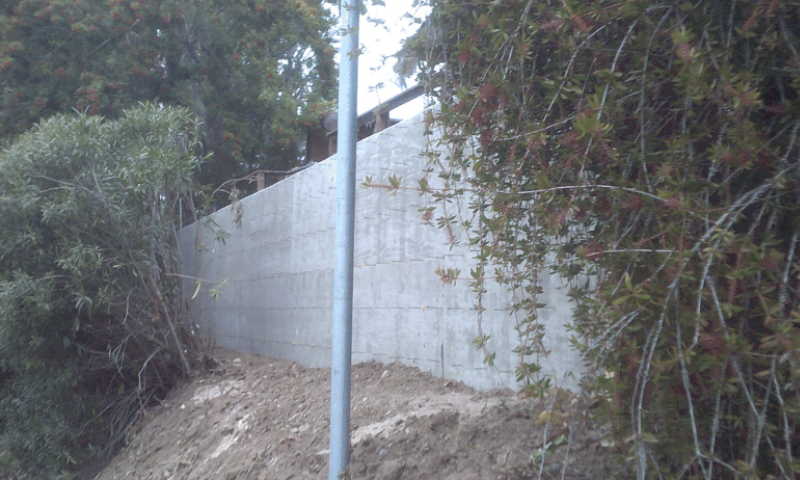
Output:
[[292, 232, 334, 273], [352, 264, 378, 309], [396, 307, 442, 365], [353, 217, 379, 266], [291, 270, 334, 310], [353, 307, 400, 360]]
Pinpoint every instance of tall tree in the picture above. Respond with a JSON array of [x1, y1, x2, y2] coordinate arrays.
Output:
[[0, 0, 337, 189]]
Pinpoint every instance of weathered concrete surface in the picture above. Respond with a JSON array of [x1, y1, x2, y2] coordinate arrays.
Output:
[[179, 112, 583, 390]]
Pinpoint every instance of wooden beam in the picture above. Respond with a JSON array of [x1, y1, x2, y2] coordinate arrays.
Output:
[[324, 83, 426, 136], [356, 83, 425, 129]]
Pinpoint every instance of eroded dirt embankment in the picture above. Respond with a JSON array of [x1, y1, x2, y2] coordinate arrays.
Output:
[[94, 349, 620, 480]]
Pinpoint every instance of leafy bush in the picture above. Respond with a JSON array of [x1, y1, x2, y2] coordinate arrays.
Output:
[[0, 104, 207, 478], [414, 1, 800, 478]]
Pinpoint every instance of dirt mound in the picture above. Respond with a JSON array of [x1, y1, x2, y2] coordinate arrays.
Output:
[[94, 349, 621, 480]]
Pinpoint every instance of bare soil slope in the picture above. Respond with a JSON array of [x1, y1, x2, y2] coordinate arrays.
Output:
[[94, 349, 620, 480]]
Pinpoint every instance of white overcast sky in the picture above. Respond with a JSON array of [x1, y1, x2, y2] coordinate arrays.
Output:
[[341, 0, 431, 120]]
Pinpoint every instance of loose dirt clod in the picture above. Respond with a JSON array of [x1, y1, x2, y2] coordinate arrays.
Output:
[[94, 348, 622, 480]]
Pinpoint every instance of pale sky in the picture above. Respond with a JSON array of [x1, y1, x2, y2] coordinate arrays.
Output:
[[349, 0, 430, 120]]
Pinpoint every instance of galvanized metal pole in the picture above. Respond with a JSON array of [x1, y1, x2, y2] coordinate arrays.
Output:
[[329, 0, 359, 479]]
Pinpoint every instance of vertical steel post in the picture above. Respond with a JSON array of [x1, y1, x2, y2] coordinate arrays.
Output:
[[329, 0, 359, 479]]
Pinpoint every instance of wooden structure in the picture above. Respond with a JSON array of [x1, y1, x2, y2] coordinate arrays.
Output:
[[305, 83, 426, 163]]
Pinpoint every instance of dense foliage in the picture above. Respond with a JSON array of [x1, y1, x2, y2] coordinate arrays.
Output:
[[0, 0, 336, 190], [413, 1, 800, 478], [0, 104, 207, 478]]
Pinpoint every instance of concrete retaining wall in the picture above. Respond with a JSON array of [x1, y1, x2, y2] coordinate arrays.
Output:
[[178, 112, 583, 390]]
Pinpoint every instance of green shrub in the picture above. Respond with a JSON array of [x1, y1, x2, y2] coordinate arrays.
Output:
[[0, 104, 207, 478]]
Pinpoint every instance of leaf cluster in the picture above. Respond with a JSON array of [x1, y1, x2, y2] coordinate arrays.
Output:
[[414, 0, 800, 478]]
